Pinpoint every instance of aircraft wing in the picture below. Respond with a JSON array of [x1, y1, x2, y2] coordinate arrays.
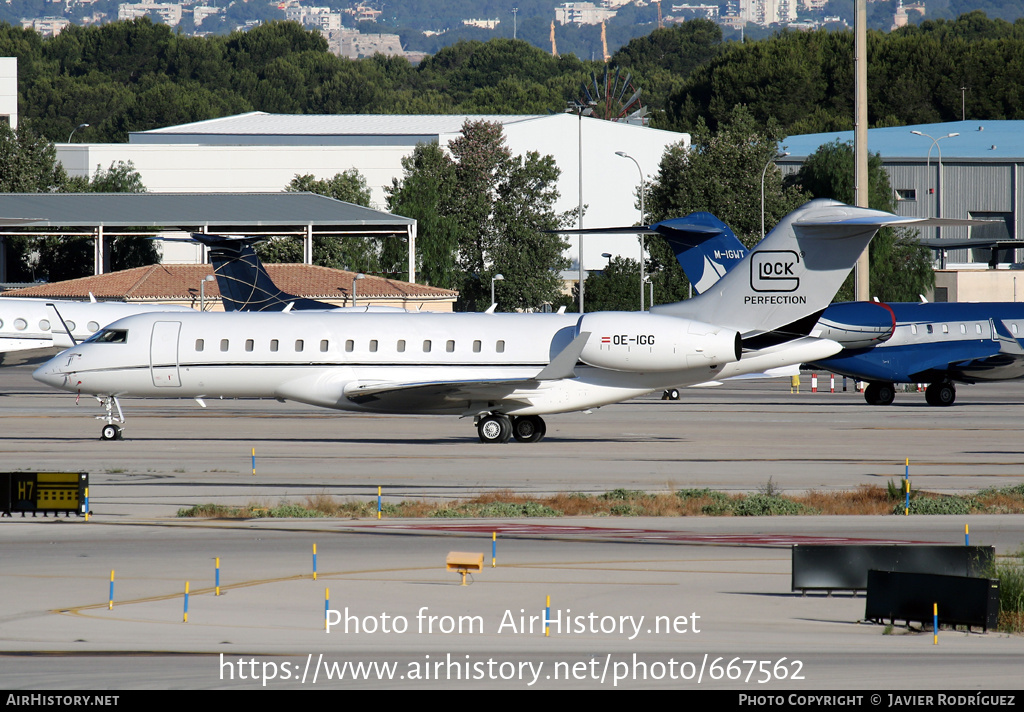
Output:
[[940, 319, 1024, 382], [344, 377, 545, 413], [342, 332, 592, 414]]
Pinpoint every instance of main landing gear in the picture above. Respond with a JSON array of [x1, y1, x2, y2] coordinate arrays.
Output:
[[97, 396, 125, 440], [862, 381, 956, 406], [476, 414, 547, 444], [863, 382, 896, 406], [924, 381, 956, 407]]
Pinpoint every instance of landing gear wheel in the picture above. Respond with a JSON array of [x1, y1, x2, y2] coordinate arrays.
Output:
[[511, 415, 547, 443], [477, 415, 512, 443], [101, 424, 122, 441], [925, 382, 955, 407], [662, 388, 680, 400], [864, 382, 896, 406]]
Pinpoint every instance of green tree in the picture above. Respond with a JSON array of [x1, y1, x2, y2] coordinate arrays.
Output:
[[0, 122, 70, 281], [611, 19, 723, 118], [37, 160, 159, 282], [287, 170, 372, 206], [647, 105, 808, 243], [387, 121, 570, 310], [386, 142, 461, 290], [793, 140, 934, 302], [582, 256, 642, 311], [265, 169, 386, 273], [0, 122, 69, 193]]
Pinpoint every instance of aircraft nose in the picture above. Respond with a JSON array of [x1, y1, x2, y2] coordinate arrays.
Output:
[[33, 358, 70, 389]]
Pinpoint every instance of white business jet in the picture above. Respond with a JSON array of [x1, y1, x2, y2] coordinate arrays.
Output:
[[34, 200, 908, 442]]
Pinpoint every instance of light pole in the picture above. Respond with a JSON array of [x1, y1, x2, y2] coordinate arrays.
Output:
[[199, 274, 215, 312], [68, 123, 89, 143], [761, 151, 789, 239], [615, 151, 646, 311], [352, 273, 365, 306], [566, 99, 594, 313], [910, 130, 959, 239], [644, 275, 653, 307], [490, 273, 504, 308]]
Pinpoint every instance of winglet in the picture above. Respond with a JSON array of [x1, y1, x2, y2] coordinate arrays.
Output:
[[992, 319, 1024, 355], [46, 303, 78, 348], [535, 332, 590, 381]]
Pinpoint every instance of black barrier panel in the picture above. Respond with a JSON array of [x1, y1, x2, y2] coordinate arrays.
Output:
[[792, 545, 994, 591], [1, 472, 88, 517], [865, 570, 1000, 631]]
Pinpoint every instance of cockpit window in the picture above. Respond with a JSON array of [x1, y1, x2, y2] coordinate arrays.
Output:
[[93, 329, 128, 344]]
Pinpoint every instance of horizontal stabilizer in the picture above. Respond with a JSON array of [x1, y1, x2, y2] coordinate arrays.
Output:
[[795, 215, 992, 228]]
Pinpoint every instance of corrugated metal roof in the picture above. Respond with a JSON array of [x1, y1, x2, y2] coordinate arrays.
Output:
[[131, 111, 548, 140], [0, 192, 414, 229], [782, 121, 1024, 160]]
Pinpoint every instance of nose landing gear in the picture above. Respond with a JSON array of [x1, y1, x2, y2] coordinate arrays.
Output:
[[96, 396, 125, 440]]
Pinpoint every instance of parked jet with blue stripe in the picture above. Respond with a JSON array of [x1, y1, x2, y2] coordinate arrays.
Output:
[[579, 206, 1006, 406]]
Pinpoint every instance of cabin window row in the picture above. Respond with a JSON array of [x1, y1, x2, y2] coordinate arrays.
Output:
[[909, 323, 1020, 336], [0, 318, 100, 333], [193, 338, 507, 354]]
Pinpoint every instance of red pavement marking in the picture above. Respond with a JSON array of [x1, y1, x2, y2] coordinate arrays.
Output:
[[369, 523, 932, 546]]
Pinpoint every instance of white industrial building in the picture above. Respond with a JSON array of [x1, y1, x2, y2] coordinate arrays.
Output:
[[0, 57, 17, 129], [56, 112, 688, 272], [780, 120, 1024, 302]]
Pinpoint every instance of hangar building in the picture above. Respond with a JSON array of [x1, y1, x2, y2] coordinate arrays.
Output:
[[779, 121, 1024, 302], [56, 112, 688, 273]]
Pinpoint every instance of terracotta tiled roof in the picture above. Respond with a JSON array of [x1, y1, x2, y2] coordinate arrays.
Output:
[[5, 264, 458, 301]]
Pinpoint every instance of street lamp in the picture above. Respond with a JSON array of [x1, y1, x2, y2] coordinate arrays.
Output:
[[68, 123, 89, 143], [352, 273, 365, 306], [910, 130, 959, 239], [566, 99, 595, 313], [490, 273, 504, 308], [199, 274, 215, 312], [761, 151, 789, 239], [644, 275, 653, 307], [615, 150, 646, 311]]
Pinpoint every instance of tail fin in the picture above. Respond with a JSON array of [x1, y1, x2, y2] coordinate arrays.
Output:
[[652, 199, 908, 343], [191, 234, 332, 311], [652, 213, 746, 294]]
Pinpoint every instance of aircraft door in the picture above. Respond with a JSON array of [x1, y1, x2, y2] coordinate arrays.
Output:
[[150, 321, 182, 387]]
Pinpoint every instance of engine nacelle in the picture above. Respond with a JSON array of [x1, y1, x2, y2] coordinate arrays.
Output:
[[577, 312, 741, 372], [816, 301, 896, 349]]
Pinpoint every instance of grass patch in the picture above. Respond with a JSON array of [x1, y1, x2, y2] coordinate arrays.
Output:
[[176, 483, 1024, 520], [995, 546, 1024, 634]]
